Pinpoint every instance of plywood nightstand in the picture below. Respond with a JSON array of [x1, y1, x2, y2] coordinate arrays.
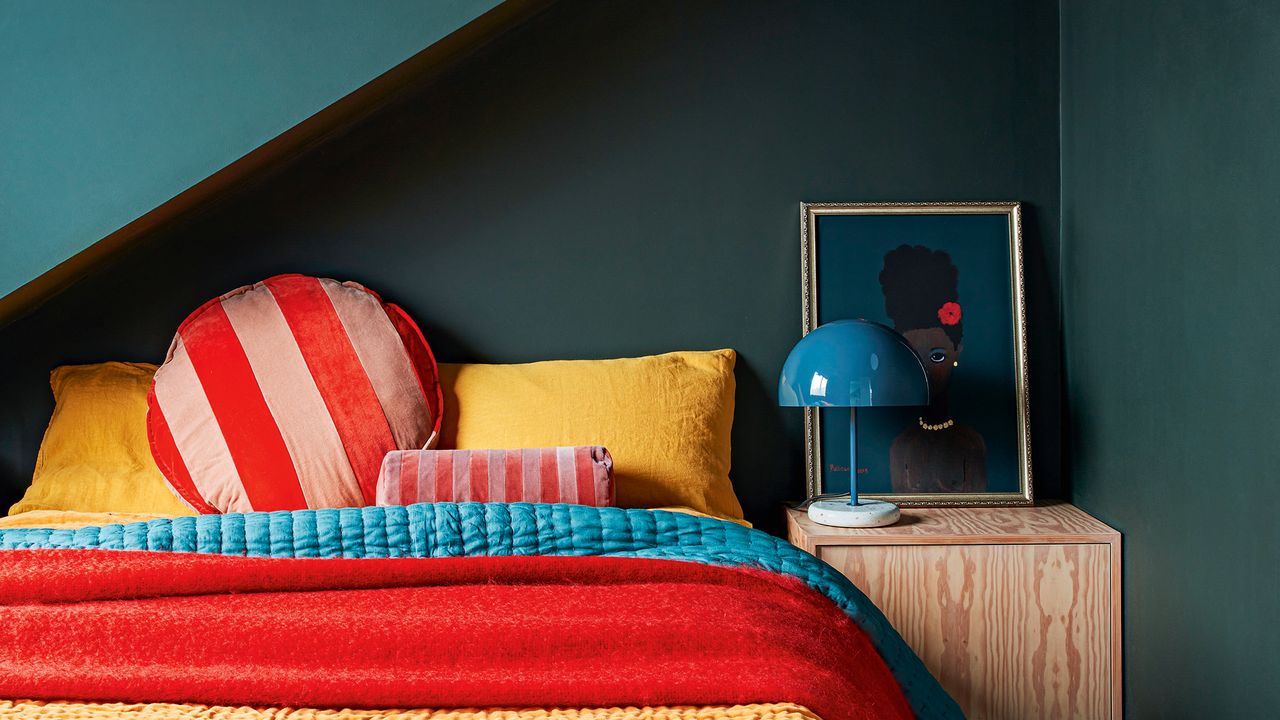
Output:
[[786, 501, 1121, 720]]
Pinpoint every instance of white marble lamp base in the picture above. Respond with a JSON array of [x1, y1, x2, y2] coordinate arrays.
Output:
[[807, 498, 901, 528]]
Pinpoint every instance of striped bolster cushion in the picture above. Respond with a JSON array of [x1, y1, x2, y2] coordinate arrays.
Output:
[[376, 447, 615, 507], [147, 274, 442, 514]]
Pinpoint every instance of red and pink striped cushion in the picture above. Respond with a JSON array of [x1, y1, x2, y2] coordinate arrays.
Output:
[[376, 447, 615, 507], [147, 274, 442, 513]]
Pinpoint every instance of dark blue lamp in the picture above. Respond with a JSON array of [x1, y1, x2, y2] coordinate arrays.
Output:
[[779, 319, 929, 527]]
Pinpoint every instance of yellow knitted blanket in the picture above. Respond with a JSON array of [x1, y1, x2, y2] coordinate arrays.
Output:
[[0, 703, 821, 720]]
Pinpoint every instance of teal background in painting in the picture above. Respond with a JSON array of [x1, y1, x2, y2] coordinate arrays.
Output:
[[815, 213, 1018, 494]]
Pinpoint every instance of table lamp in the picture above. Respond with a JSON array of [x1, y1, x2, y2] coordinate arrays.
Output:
[[779, 319, 929, 527]]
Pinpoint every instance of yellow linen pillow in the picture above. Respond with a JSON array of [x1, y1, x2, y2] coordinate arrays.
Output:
[[438, 350, 743, 520], [10, 362, 194, 516]]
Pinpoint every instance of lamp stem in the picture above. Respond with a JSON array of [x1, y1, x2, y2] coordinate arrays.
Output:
[[848, 406, 859, 507]]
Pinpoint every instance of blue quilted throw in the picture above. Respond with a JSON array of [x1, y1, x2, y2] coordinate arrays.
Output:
[[0, 503, 962, 718]]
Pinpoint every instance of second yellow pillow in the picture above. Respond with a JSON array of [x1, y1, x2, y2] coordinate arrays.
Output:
[[438, 350, 743, 520]]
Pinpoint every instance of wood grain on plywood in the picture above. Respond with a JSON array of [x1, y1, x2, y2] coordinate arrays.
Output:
[[787, 502, 1118, 546], [823, 542, 1112, 720]]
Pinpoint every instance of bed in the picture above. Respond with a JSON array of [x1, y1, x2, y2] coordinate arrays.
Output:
[[0, 504, 960, 719], [0, 336, 962, 719]]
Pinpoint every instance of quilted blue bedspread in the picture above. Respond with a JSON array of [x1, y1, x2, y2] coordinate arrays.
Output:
[[0, 502, 962, 719]]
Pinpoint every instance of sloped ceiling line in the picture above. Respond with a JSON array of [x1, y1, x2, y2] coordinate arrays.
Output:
[[0, 0, 549, 328]]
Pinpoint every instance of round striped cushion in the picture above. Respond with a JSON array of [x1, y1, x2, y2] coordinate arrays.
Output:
[[147, 274, 442, 513]]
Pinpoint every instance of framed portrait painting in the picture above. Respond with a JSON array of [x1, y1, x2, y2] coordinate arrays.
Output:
[[800, 202, 1032, 506]]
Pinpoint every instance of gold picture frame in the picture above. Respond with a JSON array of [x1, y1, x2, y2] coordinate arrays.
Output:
[[799, 201, 1033, 506]]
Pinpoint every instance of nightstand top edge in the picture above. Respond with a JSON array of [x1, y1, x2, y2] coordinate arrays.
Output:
[[785, 501, 1120, 545]]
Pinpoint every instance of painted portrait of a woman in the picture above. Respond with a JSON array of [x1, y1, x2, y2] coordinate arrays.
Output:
[[807, 204, 1029, 503], [879, 244, 988, 493]]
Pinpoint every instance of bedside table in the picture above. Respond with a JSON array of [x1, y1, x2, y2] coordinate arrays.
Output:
[[786, 502, 1121, 720]]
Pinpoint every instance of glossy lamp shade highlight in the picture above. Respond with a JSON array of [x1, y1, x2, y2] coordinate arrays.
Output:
[[778, 319, 929, 528], [778, 319, 928, 408]]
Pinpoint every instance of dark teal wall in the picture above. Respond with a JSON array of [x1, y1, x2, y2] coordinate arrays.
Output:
[[0, 0, 1061, 530], [1062, 1, 1280, 715], [0, 0, 500, 299]]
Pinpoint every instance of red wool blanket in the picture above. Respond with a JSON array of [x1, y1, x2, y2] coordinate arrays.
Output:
[[0, 550, 911, 720]]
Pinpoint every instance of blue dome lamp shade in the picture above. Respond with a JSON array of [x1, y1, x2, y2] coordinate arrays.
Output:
[[779, 319, 929, 527]]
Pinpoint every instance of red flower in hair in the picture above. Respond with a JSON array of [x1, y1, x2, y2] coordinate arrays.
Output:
[[938, 301, 962, 326]]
